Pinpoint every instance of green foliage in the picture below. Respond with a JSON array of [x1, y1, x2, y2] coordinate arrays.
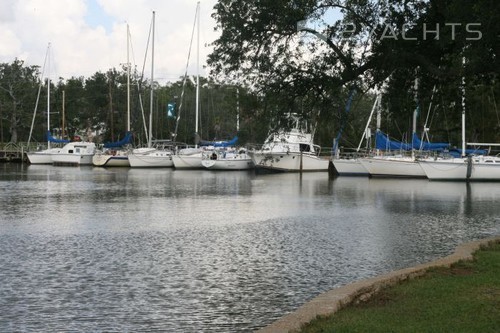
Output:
[[0, 59, 40, 143], [299, 241, 500, 333], [208, 0, 500, 148], [2, 1, 498, 148]]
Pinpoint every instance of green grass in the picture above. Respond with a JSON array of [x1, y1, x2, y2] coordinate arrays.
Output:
[[298, 241, 500, 333]]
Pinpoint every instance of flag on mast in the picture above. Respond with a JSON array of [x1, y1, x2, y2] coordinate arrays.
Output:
[[167, 103, 176, 118]]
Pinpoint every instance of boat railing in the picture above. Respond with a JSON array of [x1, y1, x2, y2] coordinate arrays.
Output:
[[331, 147, 372, 160]]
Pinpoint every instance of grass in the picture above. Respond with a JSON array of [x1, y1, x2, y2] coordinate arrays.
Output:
[[298, 240, 500, 333]]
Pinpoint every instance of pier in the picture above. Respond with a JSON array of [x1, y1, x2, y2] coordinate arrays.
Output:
[[0, 143, 28, 163]]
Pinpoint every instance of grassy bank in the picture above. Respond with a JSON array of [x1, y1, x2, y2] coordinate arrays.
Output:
[[299, 240, 500, 333]]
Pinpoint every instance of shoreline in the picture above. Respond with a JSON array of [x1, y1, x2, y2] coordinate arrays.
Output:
[[257, 235, 500, 333]]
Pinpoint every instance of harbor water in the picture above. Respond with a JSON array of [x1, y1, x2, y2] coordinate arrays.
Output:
[[1, 163, 499, 332]]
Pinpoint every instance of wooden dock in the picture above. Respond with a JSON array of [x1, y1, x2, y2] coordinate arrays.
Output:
[[0, 143, 28, 163]]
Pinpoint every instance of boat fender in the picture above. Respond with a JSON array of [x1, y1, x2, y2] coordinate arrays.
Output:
[[466, 155, 472, 179]]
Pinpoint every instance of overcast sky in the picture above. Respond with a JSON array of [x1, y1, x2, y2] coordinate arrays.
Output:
[[0, 0, 219, 84]]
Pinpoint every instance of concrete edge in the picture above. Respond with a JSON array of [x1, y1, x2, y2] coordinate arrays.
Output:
[[256, 236, 500, 333]]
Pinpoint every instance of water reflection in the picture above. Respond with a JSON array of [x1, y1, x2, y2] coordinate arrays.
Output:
[[0, 164, 498, 332]]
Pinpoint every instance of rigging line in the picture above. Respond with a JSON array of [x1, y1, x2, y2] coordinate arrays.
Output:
[[491, 87, 500, 126], [173, 3, 199, 142], [137, 16, 154, 142], [420, 85, 437, 146], [28, 44, 49, 145]]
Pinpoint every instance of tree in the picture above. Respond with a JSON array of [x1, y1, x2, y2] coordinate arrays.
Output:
[[208, 0, 500, 146], [0, 59, 40, 143]]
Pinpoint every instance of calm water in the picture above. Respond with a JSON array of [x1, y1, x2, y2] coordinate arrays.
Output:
[[1, 163, 499, 332]]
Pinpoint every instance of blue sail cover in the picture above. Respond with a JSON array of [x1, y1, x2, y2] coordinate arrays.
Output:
[[104, 131, 133, 148], [200, 136, 238, 147], [412, 133, 449, 151], [448, 148, 487, 157], [46, 131, 70, 143], [375, 131, 412, 151]]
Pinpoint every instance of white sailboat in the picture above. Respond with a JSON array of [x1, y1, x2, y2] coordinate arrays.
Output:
[[128, 11, 174, 168], [201, 148, 254, 170], [52, 141, 97, 165], [93, 24, 134, 167], [418, 61, 500, 181], [172, 2, 205, 170], [27, 44, 67, 164], [331, 93, 379, 177], [249, 113, 329, 172], [200, 89, 254, 171], [359, 82, 447, 178]]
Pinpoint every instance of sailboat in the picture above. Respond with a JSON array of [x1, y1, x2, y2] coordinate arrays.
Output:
[[128, 11, 174, 168], [359, 83, 449, 178], [418, 60, 500, 181], [248, 113, 329, 172], [331, 92, 375, 177], [200, 89, 254, 170], [93, 24, 134, 167], [27, 43, 69, 164], [201, 136, 254, 170], [171, 1, 206, 170]]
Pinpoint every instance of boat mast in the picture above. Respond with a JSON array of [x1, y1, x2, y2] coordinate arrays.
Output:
[[28, 43, 50, 145], [412, 76, 419, 158], [356, 94, 380, 152], [47, 43, 51, 150], [194, 1, 200, 148], [148, 11, 155, 148], [461, 56, 466, 157], [127, 24, 131, 133]]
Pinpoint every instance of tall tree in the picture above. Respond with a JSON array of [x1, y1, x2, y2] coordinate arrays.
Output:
[[0, 60, 40, 143], [208, 0, 499, 145]]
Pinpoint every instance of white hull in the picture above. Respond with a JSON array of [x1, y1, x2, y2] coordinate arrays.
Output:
[[52, 154, 94, 165], [419, 156, 500, 181], [472, 162, 500, 180], [202, 157, 254, 170], [172, 152, 203, 169], [128, 148, 173, 168], [250, 152, 329, 172], [331, 158, 368, 176], [92, 153, 130, 167], [359, 157, 426, 178], [26, 148, 61, 164]]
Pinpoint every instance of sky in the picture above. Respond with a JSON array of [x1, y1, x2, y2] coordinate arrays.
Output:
[[0, 0, 219, 84]]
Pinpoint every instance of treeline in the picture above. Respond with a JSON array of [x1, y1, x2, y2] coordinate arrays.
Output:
[[0, 60, 275, 147], [2, 1, 499, 150]]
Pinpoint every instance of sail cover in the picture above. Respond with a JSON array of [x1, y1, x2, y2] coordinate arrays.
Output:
[[375, 131, 412, 151], [199, 136, 238, 147], [46, 131, 70, 143], [104, 131, 133, 148], [412, 133, 449, 151], [376, 131, 453, 152]]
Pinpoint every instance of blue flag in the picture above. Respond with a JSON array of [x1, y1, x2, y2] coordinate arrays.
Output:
[[167, 103, 176, 118]]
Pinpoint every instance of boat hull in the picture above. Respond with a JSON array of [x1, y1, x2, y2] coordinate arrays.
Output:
[[419, 156, 500, 181], [26, 148, 61, 164], [172, 152, 204, 169], [92, 154, 130, 167], [128, 150, 173, 168], [331, 158, 369, 176], [250, 152, 329, 172], [202, 158, 254, 170], [52, 154, 94, 165], [359, 157, 426, 178]]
